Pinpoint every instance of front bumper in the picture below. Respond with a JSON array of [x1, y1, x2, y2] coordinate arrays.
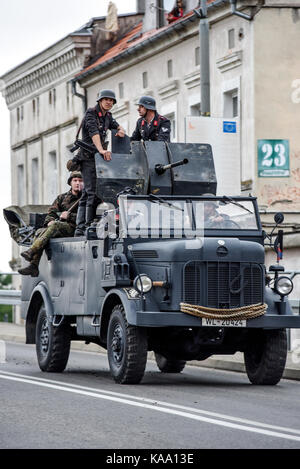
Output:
[[130, 310, 300, 328]]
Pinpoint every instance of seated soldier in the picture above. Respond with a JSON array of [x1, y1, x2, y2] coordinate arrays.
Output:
[[18, 171, 83, 277]]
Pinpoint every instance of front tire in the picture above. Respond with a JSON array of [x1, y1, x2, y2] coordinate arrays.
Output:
[[155, 352, 186, 373], [244, 329, 287, 385], [107, 305, 148, 384], [35, 304, 71, 372]]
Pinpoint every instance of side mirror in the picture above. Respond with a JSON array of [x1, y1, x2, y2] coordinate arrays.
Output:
[[274, 212, 284, 225]]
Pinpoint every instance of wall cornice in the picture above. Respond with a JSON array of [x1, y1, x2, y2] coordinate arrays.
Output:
[[3, 49, 88, 107]]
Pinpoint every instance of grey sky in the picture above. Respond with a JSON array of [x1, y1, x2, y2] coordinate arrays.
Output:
[[0, 0, 139, 271]]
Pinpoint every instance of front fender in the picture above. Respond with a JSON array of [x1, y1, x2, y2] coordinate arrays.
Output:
[[25, 281, 54, 343], [265, 286, 293, 315], [99, 288, 142, 342]]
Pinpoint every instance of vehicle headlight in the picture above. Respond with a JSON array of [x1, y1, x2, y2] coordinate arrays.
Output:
[[275, 276, 293, 296], [133, 274, 153, 293]]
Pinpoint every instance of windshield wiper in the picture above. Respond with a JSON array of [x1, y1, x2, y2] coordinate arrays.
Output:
[[220, 196, 253, 214], [149, 194, 184, 212]]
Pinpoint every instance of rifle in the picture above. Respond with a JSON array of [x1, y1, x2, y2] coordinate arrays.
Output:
[[70, 139, 97, 155]]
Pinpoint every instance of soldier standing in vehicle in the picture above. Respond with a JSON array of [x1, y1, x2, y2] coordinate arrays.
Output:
[[18, 171, 83, 277], [74, 89, 125, 236], [130, 96, 171, 143]]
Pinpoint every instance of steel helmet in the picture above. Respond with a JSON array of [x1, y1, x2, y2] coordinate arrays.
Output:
[[68, 171, 82, 186], [137, 95, 156, 111], [97, 89, 117, 104]]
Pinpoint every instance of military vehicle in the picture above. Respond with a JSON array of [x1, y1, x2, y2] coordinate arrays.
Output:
[[4, 140, 300, 385]]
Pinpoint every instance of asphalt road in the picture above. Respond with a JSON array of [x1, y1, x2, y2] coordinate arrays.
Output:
[[1, 341, 300, 450]]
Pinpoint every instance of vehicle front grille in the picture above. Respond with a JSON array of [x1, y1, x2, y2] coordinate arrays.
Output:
[[183, 261, 264, 308]]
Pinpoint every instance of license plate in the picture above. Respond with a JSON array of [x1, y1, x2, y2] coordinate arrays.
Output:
[[202, 318, 246, 327]]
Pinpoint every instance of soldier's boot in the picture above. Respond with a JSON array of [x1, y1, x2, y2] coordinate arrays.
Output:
[[85, 206, 96, 229], [18, 263, 39, 277], [74, 205, 86, 237], [20, 248, 35, 262]]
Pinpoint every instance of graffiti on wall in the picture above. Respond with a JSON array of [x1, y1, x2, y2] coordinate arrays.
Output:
[[259, 151, 300, 205]]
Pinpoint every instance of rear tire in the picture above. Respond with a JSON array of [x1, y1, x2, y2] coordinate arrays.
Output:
[[107, 305, 148, 384], [155, 352, 186, 373], [244, 329, 287, 385], [35, 304, 71, 372]]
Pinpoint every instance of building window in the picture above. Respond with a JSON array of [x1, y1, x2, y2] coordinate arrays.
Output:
[[49, 91, 52, 105], [53, 88, 56, 107], [142, 71, 148, 89], [66, 83, 70, 109], [232, 94, 238, 117], [37, 97, 40, 117], [47, 151, 58, 203], [195, 46, 200, 66], [31, 158, 39, 204], [17, 108, 20, 124], [223, 89, 239, 118], [190, 103, 201, 116], [228, 29, 235, 49], [167, 59, 173, 78], [32, 99, 36, 115], [119, 82, 124, 99], [20, 106, 24, 121], [165, 113, 176, 142], [17, 164, 25, 206]]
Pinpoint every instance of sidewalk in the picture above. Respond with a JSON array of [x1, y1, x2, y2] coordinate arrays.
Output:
[[0, 322, 299, 380]]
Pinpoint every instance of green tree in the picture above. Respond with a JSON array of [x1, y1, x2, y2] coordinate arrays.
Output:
[[0, 273, 13, 322]]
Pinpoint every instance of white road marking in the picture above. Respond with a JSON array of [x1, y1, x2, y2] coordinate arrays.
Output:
[[0, 370, 300, 442]]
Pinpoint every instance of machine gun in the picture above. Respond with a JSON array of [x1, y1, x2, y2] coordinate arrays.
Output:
[[94, 141, 217, 205]]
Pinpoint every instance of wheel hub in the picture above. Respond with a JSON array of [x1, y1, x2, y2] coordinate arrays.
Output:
[[111, 325, 124, 363], [40, 318, 50, 354]]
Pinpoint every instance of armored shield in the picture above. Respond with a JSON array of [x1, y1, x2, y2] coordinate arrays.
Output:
[[95, 142, 149, 205], [167, 143, 217, 195]]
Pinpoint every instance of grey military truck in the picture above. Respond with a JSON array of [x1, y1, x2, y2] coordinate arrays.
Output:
[[5, 141, 300, 385]]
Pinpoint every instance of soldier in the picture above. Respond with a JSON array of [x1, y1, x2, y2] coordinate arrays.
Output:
[[74, 89, 125, 236], [18, 171, 83, 277], [203, 199, 229, 228], [130, 96, 171, 143]]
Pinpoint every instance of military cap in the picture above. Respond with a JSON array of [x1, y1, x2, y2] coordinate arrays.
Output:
[[68, 171, 82, 186]]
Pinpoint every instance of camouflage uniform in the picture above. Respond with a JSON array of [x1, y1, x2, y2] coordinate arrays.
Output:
[[19, 189, 81, 274]]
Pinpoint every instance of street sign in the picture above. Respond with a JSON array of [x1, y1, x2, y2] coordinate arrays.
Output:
[[223, 121, 236, 133], [258, 139, 290, 177]]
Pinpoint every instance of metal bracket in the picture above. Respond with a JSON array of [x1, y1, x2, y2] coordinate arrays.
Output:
[[91, 315, 101, 327], [52, 315, 64, 327]]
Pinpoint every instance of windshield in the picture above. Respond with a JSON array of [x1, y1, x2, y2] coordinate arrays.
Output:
[[118, 197, 259, 238], [194, 199, 258, 230]]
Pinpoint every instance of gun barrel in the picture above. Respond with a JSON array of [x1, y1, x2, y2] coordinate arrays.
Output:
[[155, 158, 189, 175]]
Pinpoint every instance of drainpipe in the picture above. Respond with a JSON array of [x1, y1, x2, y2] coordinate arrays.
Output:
[[71, 79, 87, 113], [230, 0, 253, 21], [194, 0, 210, 116]]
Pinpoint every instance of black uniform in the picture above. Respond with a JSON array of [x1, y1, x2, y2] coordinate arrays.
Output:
[[76, 104, 120, 231], [130, 112, 171, 142]]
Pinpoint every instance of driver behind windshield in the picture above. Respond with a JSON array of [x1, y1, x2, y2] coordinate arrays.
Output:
[[204, 200, 229, 228]]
